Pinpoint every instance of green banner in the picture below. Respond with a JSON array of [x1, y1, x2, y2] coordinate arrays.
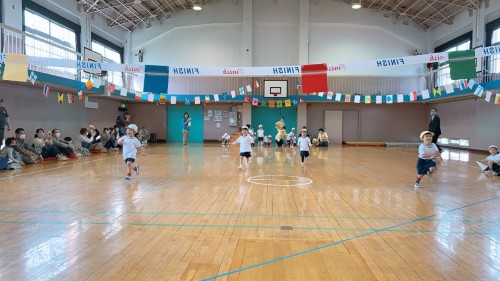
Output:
[[449, 50, 476, 80]]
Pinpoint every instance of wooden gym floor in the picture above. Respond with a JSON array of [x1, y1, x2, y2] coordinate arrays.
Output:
[[0, 143, 498, 280]]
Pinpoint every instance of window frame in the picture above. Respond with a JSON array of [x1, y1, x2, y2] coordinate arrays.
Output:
[[485, 18, 500, 74], [433, 32, 473, 86]]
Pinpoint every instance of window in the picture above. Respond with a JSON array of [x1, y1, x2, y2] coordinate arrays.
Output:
[[434, 32, 472, 86], [486, 18, 500, 74], [92, 39, 123, 86], [23, 8, 78, 77]]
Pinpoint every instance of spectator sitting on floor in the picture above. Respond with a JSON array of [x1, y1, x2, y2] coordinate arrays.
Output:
[[51, 128, 77, 159], [317, 128, 330, 147], [14, 128, 42, 164], [0, 137, 24, 169], [32, 128, 68, 161], [87, 125, 106, 152]]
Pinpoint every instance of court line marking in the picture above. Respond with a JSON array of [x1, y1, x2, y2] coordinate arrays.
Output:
[[0, 220, 497, 235], [0, 209, 494, 223], [200, 195, 499, 281]]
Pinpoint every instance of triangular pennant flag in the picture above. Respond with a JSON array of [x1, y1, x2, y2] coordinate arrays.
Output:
[[277, 100, 283, 107], [185, 97, 191, 105], [299, 97, 304, 104], [214, 94, 219, 102], [85, 79, 93, 89], [260, 100, 266, 107], [194, 96, 201, 104], [269, 100, 276, 107], [252, 97, 259, 106], [432, 87, 441, 97], [445, 84, 454, 94], [365, 95, 371, 104], [421, 89, 430, 100], [120, 88, 127, 97], [148, 93, 154, 102], [292, 99, 298, 106], [327, 91, 333, 100], [376, 95, 382, 104], [205, 95, 211, 103], [296, 81, 301, 90], [318, 92, 324, 97], [335, 93, 341, 101], [58, 92, 64, 104], [135, 93, 141, 100], [386, 94, 393, 104], [246, 85, 252, 92], [239, 87, 244, 95], [495, 94, 500, 105], [107, 83, 115, 94], [231, 90, 236, 98], [159, 94, 166, 105], [244, 96, 250, 103], [28, 71, 37, 85], [284, 99, 290, 107], [67, 93, 74, 104], [485, 91, 492, 103], [468, 79, 476, 89], [473, 85, 484, 97], [141, 93, 148, 101], [170, 96, 177, 104], [354, 95, 361, 103], [42, 85, 50, 98], [409, 91, 417, 101], [345, 94, 351, 103], [254, 81, 260, 88], [78, 90, 84, 100]]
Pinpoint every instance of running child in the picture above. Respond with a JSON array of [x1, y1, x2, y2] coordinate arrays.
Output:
[[232, 126, 253, 169], [415, 130, 440, 188], [117, 124, 144, 180], [297, 129, 311, 166]]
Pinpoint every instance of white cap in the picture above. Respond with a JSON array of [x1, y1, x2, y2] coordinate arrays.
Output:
[[127, 124, 138, 132], [489, 145, 498, 150], [258, 124, 263, 127], [241, 126, 248, 130]]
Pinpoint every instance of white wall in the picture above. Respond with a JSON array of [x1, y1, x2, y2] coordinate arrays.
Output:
[[130, 0, 429, 75], [432, 0, 500, 48]]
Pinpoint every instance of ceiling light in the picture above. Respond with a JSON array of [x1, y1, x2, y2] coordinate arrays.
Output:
[[193, 2, 202, 11], [352, 2, 362, 9]]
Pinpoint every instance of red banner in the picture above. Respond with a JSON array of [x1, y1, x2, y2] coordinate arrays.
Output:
[[301, 63, 328, 93]]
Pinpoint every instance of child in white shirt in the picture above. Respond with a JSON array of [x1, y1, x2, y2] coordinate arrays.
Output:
[[117, 124, 144, 180], [257, 125, 265, 147], [297, 129, 311, 166], [220, 133, 231, 146], [232, 126, 253, 169], [286, 128, 296, 147], [477, 145, 500, 176]]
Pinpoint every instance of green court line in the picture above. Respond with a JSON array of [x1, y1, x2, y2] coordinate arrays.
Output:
[[0, 209, 496, 223], [0, 220, 498, 235]]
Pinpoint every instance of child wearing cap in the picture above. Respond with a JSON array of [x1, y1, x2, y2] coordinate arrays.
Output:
[[297, 129, 311, 166], [257, 125, 265, 147], [415, 131, 441, 188], [263, 135, 272, 147], [117, 124, 144, 180], [232, 126, 253, 169], [220, 133, 231, 147], [477, 145, 500, 176]]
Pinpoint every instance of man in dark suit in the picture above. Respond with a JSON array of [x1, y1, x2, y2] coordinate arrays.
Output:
[[428, 108, 443, 152]]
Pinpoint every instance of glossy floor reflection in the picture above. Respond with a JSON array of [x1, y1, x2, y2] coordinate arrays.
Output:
[[0, 144, 498, 280]]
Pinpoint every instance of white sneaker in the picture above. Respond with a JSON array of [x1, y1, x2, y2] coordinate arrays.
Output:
[[238, 165, 243, 169], [246, 164, 250, 169], [57, 155, 68, 161], [75, 152, 82, 157], [414, 182, 420, 188], [301, 162, 305, 166], [427, 171, 432, 177]]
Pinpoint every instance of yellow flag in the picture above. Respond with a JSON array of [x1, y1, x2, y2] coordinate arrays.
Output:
[[285, 99, 291, 107], [365, 95, 371, 104], [3, 54, 28, 82], [345, 94, 351, 103], [58, 92, 64, 104]]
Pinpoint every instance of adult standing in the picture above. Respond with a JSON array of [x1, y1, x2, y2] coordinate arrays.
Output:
[[116, 112, 131, 137], [182, 112, 191, 147], [428, 108, 443, 153], [0, 99, 12, 148]]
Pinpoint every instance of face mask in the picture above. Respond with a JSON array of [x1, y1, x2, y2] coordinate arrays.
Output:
[[431, 112, 437, 116], [38, 132, 44, 138], [55, 133, 61, 138]]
